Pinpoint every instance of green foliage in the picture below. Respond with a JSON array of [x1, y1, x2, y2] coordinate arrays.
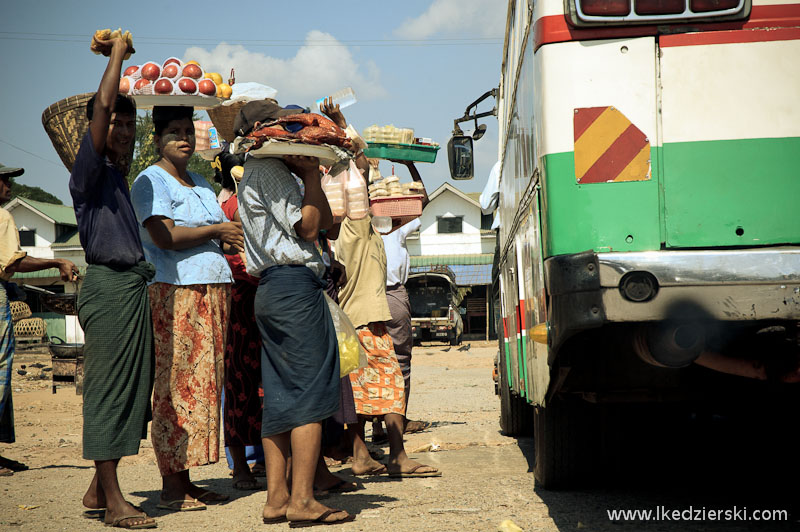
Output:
[[9, 177, 63, 205], [128, 112, 219, 193]]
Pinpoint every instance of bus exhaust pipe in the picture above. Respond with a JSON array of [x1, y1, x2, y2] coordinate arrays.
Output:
[[633, 323, 706, 369]]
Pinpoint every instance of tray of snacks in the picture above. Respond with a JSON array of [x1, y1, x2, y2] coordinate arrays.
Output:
[[363, 142, 439, 163], [369, 176, 425, 219], [233, 138, 343, 167]]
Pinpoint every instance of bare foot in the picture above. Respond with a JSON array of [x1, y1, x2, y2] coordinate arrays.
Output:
[[263, 491, 289, 522], [82, 473, 106, 509], [351, 457, 387, 476]]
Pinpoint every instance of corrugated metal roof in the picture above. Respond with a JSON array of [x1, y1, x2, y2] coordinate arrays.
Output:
[[16, 198, 76, 226], [51, 230, 81, 248], [410, 264, 492, 286], [410, 254, 493, 266]]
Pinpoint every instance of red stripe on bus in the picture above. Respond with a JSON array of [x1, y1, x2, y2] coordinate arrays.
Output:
[[578, 124, 648, 184], [533, 4, 800, 50], [660, 26, 800, 46], [573, 107, 607, 141]]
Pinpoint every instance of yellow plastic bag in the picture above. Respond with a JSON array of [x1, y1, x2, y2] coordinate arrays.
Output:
[[324, 293, 368, 377]]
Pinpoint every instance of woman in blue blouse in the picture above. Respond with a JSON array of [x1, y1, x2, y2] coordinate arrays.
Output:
[[131, 106, 244, 511]]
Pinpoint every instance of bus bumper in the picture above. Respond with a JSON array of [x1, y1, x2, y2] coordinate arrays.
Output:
[[545, 247, 800, 352]]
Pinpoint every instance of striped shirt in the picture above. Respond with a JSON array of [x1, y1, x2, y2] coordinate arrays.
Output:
[[239, 158, 324, 278]]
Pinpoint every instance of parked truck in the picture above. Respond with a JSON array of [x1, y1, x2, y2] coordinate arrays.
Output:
[[449, 0, 800, 488], [408, 269, 464, 346]]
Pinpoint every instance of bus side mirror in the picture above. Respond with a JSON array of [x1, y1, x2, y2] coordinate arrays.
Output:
[[448, 135, 474, 180]]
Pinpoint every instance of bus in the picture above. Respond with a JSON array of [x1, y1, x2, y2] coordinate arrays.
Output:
[[449, 0, 800, 488]]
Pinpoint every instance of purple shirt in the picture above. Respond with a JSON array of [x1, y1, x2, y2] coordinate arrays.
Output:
[[69, 131, 145, 267]]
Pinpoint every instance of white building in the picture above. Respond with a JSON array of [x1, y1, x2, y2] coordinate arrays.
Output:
[[4, 197, 84, 343], [406, 183, 497, 339]]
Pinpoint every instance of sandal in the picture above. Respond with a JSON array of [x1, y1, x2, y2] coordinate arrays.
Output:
[[104, 513, 157, 529]]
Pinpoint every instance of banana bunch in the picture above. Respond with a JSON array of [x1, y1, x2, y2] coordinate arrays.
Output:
[[90, 28, 134, 60]]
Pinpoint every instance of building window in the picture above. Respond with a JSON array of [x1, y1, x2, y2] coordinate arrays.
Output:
[[481, 213, 494, 230], [18, 229, 36, 247], [437, 216, 463, 234]]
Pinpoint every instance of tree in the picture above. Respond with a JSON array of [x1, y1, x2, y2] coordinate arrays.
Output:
[[128, 112, 219, 192], [9, 178, 63, 205]]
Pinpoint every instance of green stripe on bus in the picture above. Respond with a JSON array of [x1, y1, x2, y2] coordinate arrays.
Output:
[[541, 137, 800, 257], [662, 137, 800, 248]]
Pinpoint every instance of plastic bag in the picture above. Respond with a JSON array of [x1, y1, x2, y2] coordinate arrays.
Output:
[[321, 168, 346, 218], [345, 159, 369, 220], [324, 293, 368, 377]]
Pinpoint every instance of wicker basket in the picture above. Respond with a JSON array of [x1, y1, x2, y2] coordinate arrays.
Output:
[[14, 317, 47, 338], [10, 301, 32, 322], [370, 195, 423, 218], [42, 93, 95, 172], [207, 101, 246, 142]]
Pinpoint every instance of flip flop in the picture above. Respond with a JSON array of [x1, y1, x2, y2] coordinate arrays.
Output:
[[262, 515, 288, 524], [156, 498, 206, 512], [288, 509, 355, 528], [387, 463, 442, 478], [104, 513, 157, 529], [232, 477, 261, 491], [196, 490, 230, 504], [250, 463, 266, 477], [85, 502, 144, 519], [0, 467, 13, 477]]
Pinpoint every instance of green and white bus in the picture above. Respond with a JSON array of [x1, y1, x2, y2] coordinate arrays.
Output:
[[450, 0, 800, 488]]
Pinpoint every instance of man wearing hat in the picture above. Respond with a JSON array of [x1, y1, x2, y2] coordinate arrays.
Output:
[[0, 162, 78, 477], [235, 100, 353, 527]]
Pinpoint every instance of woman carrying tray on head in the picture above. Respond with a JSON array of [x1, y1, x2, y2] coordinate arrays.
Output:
[[130, 105, 244, 511]]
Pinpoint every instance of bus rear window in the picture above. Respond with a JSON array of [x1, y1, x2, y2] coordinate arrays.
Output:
[[570, 0, 749, 25]]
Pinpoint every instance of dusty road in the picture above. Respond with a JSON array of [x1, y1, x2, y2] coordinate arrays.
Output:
[[1, 341, 798, 531]]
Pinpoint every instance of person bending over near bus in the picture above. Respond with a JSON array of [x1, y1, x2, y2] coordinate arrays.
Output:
[[69, 33, 157, 529], [320, 101, 440, 480], [374, 158, 431, 442], [0, 163, 78, 478], [236, 99, 354, 527]]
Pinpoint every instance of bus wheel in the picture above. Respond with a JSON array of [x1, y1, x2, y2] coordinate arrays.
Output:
[[499, 356, 533, 436], [534, 397, 595, 489]]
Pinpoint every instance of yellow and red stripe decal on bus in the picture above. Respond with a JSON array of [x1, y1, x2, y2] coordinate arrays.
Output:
[[573, 106, 651, 184]]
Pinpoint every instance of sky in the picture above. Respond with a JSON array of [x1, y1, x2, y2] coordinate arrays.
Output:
[[1, 0, 506, 206]]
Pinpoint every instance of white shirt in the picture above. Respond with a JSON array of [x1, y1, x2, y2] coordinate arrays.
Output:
[[479, 161, 501, 230], [382, 217, 421, 286]]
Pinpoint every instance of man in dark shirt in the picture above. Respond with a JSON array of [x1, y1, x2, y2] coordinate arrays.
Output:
[[68, 33, 157, 530]]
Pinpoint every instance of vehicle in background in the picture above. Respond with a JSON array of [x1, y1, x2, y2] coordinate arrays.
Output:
[[408, 269, 464, 346], [450, 0, 800, 488]]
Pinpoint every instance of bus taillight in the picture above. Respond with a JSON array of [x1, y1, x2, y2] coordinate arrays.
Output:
[[581, 0, 630, 16], [690, 0, 739, 12], [635, 0, 685, 15]]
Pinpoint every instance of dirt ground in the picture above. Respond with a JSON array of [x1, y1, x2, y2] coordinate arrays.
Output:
[[2, 341, 798, 531]]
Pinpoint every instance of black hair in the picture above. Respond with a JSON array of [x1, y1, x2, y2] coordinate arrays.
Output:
[[213, 151, 244, 191], [152, 106, 194, 135], [86, 93, 136, 121]]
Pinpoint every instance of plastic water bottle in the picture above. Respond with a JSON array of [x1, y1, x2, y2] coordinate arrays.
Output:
[[316, 87, 357, 111]]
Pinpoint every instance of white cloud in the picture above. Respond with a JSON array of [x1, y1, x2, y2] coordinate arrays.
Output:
[[394, 0, 506, 39], [184, 31, 386, 105]]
